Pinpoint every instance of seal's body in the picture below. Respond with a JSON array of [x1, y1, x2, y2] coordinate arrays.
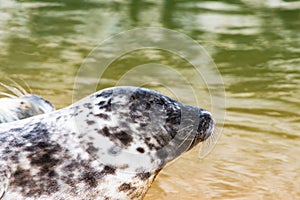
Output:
[[0, 86, 214, 200]]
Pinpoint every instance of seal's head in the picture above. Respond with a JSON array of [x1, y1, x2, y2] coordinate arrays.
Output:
[[0, 81, 55, 123], [77, 86, 214, 174], [0, 94, 55, 123]]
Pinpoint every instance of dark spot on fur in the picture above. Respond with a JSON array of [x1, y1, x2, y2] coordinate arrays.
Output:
[[95, 113, 110, 120], [83, 103, 93, 109], [63, 160, 78, 172], [11, 167, 60, 197], [3, 123, 65, 197], [10, 152, 19, 162], [114, 131, 133, 146], [99, 128, 133, 147], [96, 90, 113, 98], [102, 127, 110, 136], [144, 137, 155, 150], [86, 120, 95, 125], [81, 171, 98, 188], [97, 99, 112, 112], [118, 183, 136, 192], [29, 143, 61, 169], [86, 142, 99, 156], [8, 127, 23, 132], [48, 170, 57, 177], [96, 101, 106, 106], [102, 165, 116, 175], [56, 116, 62, 121], [136, 172, 151, 180], [136, 147, 145, 153], [2, 147, 12, 154], [70, 105, 82, 117], [9, 137, 25, 147]]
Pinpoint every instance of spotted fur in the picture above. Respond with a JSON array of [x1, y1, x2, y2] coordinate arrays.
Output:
[[0, 86, 214, 200]]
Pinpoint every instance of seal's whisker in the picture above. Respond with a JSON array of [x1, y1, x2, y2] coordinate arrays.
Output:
[[7, 78, 29, 95], [0, 82, 24, 97], [204, 138, 212, 150], [19, 77, 33, 94], [185, 118, 194, 123], [175, 129, 194, 151], [199, 129, 218, 158], [0, 91, 17, 98], [205, 132, 215, 147], [176, 124, 194, 133]]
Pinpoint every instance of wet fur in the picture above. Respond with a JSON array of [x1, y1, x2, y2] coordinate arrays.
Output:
[[0, 86, 214, 200]]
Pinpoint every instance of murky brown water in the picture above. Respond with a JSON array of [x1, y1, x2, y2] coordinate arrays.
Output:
[[0, 0, 299, 199]]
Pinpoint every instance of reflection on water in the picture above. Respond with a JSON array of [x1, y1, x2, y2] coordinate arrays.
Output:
[[0, 0, 299, 199]]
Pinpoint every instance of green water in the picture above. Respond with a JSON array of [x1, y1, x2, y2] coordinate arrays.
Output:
[[0, 0, 299, 199]]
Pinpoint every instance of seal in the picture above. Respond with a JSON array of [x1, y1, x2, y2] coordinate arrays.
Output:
[[0, 82, 55, 123], [0, 86, 214, 200]]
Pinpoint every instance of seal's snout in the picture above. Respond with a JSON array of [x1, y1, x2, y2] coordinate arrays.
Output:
[[185, 110, 214, 151], [197, 111, 214, 142]]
